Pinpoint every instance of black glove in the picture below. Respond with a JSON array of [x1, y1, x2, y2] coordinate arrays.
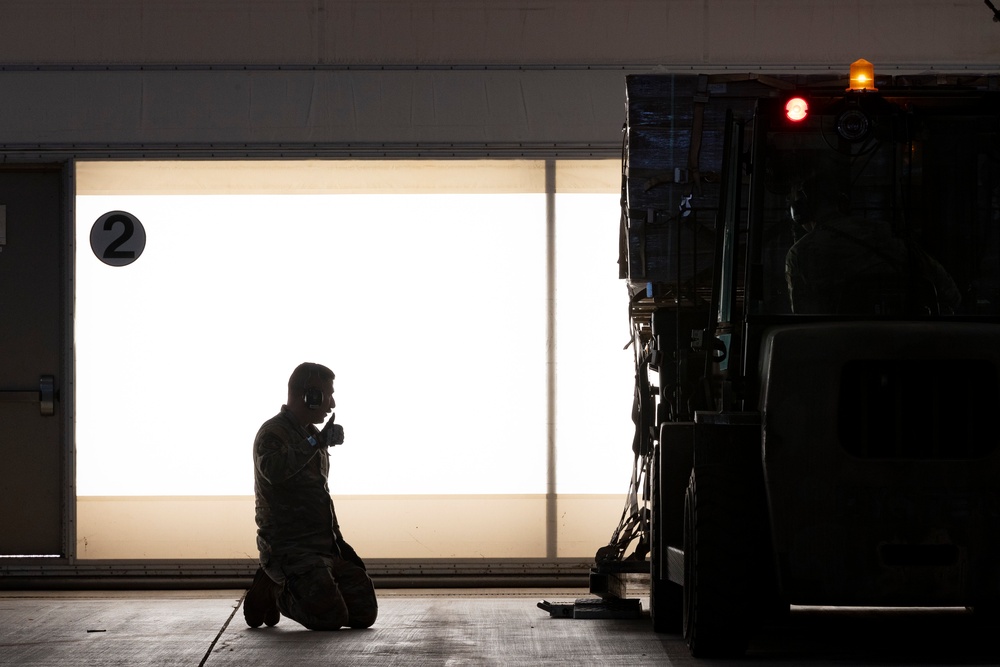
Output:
[[337, 536, 367, 571], [319, 418, 344, 447]]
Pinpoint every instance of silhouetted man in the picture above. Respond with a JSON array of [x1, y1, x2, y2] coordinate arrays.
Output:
[[244, 362, 378, 630], [785, 178, 960, 315]]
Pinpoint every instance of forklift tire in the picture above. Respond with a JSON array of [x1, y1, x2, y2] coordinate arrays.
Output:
[[683, 468, 753, 658]]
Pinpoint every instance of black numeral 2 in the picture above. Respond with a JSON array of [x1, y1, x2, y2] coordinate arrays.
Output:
[[103, 214, 136, 260]]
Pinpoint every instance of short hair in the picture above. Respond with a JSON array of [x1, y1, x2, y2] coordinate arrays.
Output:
[[288, 362, 335, 393]]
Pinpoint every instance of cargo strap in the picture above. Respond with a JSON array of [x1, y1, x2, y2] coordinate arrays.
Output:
[[688, 73, 710, 196]]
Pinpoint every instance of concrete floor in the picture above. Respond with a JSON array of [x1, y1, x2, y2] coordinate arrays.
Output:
[[1, 589, 999, 666]]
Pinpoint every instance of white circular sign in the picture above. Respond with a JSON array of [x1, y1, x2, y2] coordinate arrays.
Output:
[[90, 211, 146, 267]]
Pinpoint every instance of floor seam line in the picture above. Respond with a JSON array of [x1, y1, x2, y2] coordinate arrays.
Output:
[[198, 591, 245, 667]]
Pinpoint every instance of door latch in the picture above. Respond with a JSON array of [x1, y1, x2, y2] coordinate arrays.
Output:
[[0, 375, 57, 416]]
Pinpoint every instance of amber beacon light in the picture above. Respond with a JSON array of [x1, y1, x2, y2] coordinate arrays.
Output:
[[848, 58, 877, 91]]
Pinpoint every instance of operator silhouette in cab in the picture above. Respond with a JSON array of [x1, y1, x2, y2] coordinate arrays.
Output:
[[784, 174, 960, 316], [244, 362, 377, 630]]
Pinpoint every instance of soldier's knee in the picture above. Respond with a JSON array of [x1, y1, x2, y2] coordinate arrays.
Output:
[[300, 598, 349, 630], [348, 605, 377, 629]]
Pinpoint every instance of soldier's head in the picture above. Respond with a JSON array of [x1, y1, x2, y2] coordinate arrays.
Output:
[[287, 362, 335, 425], [771, 149, 851, 232], [788, 171, 850, 231]]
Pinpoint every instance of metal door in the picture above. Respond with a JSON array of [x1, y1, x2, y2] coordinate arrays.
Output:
[[0, 166, 68, 556]]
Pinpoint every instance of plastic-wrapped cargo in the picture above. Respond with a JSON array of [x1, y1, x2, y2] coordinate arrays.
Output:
[[623, 75, 715, 289], [621, 74, 797, 302]]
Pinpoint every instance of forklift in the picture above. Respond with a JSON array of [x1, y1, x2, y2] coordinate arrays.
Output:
[[590, 61, 1000, 657]]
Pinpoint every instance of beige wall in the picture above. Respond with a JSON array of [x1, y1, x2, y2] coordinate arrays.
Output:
[[76, 494, 624, 560], [75, 159, 620, 196]]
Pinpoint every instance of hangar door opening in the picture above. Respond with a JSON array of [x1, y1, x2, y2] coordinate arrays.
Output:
[[74, 159, 632, 560]]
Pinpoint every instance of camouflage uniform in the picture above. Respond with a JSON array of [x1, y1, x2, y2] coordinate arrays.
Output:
[[254, 406, 378, 630]]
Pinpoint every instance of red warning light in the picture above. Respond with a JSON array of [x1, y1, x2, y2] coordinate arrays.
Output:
[[785, 97, 809, 122]]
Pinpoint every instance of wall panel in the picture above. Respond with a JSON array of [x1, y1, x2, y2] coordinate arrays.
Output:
[[0, 69, 630, 151], [0, 1, 997, 69], [75, 495, 623, 559], [0, 3, 997, 153]]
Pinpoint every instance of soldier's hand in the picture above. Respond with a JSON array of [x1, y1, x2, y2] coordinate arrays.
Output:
[[319, 419, 344, 447]]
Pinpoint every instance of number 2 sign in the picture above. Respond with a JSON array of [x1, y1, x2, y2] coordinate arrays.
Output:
[[90, 211, 146, 267]]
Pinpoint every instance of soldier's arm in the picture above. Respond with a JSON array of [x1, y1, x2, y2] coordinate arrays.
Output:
[[254, 429, 323, 484]]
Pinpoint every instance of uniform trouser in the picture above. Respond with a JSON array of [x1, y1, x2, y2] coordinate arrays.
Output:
[[263, 552, 378, 630]]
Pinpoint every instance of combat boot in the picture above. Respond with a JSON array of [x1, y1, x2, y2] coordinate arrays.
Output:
[[244, 566, 281, 628]]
